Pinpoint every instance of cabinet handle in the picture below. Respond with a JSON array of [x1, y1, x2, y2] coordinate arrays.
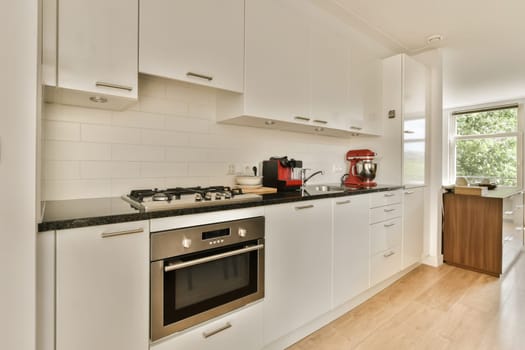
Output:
[[404, 130, 415, 134], [404, 191, 415, 195], [349, 126, 362, 130], [384, 208, 396, 212], [384, 223, 395, 227], [384, 251, 395, 258], [504, 236, 514, 242], [202, 322, 232, 339], [186, 72, 213, 81], [101, 227, 144, 238], [336, 200, 351, 205], [504, 210, 514, 215], [313, 119, 328, 124], [384, 193, 395, 197], [95, 81, 133, 92], [294, 116, 311, 122], [295, 204, 314, 210]]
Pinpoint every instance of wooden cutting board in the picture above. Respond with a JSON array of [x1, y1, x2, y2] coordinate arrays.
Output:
[[237, 186, 277, 194]]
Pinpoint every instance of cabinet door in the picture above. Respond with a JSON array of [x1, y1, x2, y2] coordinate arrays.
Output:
[[58, 0, 138, 98], [502, 192, 524, 272], [333, 195, 370, 307], [56, 221, 149, 350], [139, 0, 244, 93], [151, 303, 262, 350], [402, 188, 424, 268], [244, 0, 310, 122], [310, 13, 351, 130], [263, 199, 331, 344]]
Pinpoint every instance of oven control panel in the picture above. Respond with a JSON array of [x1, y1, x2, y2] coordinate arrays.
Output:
[[150, 216, 265, 261]]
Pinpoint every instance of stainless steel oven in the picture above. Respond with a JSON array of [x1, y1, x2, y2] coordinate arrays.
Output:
[[150, 216, 265, 341]]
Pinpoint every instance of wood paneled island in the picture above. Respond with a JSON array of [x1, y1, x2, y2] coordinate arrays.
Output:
[[443, 188, 524, 276]]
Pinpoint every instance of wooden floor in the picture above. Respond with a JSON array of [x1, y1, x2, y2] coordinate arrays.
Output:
[[289, 253, 525, 350]]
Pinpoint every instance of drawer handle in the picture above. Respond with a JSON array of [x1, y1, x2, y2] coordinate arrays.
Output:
[[313, 119, 328, 124], [384, 223, 395, 228], [384, 251, 395, 258], [336, 200, 351, 205], [384, 193, 395, 197], [186, 72, 214, 81], [384, 208, 396, 212], [95, 81, 133, 92], [202, 322, 232, 339], [294, 116, 311, 122], [101, 228, 144, 238], [350, 126, 362, 130], [504, 210, 514, 215], [504, 236, 514, 242], [404, 191, 415, 195], [295, 204, 314, 210]]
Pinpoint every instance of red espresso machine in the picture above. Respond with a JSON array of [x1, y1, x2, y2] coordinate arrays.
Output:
[[262, 156, 303, 191], [344, 149, 378, 188]]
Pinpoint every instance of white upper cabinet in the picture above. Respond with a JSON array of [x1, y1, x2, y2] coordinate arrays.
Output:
[[217, 0, 384, 137], [43, 0, 138, 109], [139, 0, 245, 93], [242, 0, 310, 121]]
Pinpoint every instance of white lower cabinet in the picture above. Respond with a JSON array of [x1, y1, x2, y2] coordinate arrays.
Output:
[[263, 199, 332, 345], [402, 187, 425, 268], [369, 190, 403, 286], [151, 303, 263, 350], [55, 221, 149, 350], [333, 194, 370, 307]]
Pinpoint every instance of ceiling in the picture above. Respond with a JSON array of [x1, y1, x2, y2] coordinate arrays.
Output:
[[329, 0, 525, 109]]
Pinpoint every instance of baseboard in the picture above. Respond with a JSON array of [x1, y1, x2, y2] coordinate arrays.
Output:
[[422, 254, 443, 267]]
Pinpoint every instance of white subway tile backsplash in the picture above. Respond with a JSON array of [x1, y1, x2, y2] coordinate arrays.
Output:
[[45, 141, 111, 161], [140, 162, 188, 178], [164, 115, 211, 133], [44, 161, 81, 180], [44, 103, 111, 125], [139, 96, 188, 115], [139, 75, 166, 97], [165, 147, 208, 162], [42, 75, 356, 200], [44, 179, 111, 200], [188, 162, 228, 177], [44, 121, 81, 141], [111, 110, 165, 130], [111, 144, 165, 161], [141, 129, 190, 147], [81, 124, 141, 144]]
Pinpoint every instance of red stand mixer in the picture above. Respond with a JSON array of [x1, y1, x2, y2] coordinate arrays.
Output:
[[344, 149, 378, 188]]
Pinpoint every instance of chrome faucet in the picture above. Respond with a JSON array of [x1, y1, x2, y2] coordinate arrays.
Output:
[[301, 169, 324, 186]]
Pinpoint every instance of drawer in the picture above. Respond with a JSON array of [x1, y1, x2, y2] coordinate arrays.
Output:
[[370, 204, 402, 224], [370, 246, 401, 286], [370, 218, 402, 255], [151, 303, 263, 350], [369, 190, 402, 208]]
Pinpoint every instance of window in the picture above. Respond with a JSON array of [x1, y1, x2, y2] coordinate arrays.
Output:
[[450, 105, 521, 187]]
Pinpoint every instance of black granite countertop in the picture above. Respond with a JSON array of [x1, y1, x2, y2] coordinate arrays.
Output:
[[38, 184, 403, 232]]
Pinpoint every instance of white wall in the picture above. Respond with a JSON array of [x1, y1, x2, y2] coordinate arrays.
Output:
[[42, 75, 377, 200], [0, 0, 39, 349]]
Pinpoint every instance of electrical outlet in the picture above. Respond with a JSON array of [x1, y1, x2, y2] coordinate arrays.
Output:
[[332, 164, 344, 173], [227, 164, 235, 175]]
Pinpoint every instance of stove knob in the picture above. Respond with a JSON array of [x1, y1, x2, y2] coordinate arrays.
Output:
[[195, 193, 202, 201], [215, 193, 222, 200], [238, 228, 247, 238], [204, 192, 213, 201], [182, 237, 192, 249], [224, 191, 232, 199]]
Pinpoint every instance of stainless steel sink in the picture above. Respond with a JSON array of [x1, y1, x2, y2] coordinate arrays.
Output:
[[303, 184, 346, 194]]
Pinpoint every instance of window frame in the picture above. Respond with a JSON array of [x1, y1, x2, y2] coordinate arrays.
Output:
[[448, 104, 523, 188]]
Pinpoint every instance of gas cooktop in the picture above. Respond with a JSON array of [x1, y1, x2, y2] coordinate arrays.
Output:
[[122, 186, 262, 212]]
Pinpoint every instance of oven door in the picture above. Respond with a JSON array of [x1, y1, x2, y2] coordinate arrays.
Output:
[[150, 239, 264, 341]]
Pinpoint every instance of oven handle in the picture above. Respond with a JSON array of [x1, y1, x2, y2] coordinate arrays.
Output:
[[164, 243, 265, 272]]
